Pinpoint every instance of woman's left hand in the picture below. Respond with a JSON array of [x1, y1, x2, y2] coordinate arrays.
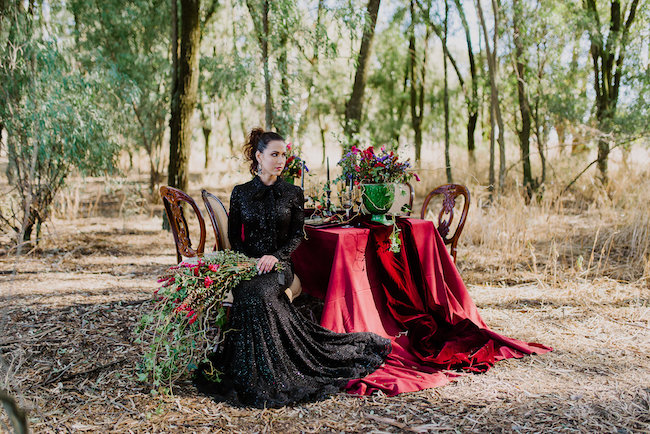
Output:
[[257, 255, 279, 274]]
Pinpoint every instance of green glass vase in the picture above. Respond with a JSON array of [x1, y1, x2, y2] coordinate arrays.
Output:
[[361, 183, 395, 225]]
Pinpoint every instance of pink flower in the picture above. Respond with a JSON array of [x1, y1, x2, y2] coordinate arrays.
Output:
[[414, 173, 420, 182], [287, 142, 292, 151], [208, 264, 220, 272], [204, 276, 214, 287]]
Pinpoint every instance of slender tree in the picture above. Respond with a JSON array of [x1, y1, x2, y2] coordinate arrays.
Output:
[[453, 0, 479, 164], [476, 0, 505, 193], [247, 0, 273, 129], [408, 0, 429, 164], [168, 0, 201, 193], [443, 0, 452, 182], [513, 0, 535, 200], [343, 0, 381, 147], [582, 0, 640, 184]]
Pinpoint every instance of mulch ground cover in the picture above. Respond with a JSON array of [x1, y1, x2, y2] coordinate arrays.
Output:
[[1, 213, 649, 433]]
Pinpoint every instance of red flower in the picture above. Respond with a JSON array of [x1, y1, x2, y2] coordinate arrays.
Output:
[[193, 267, 199, 276], [188, 312, 199, 324], [204, 276, 214, 287], [208, 264, 219, 272]]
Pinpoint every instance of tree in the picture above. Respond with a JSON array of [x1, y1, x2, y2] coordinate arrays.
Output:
[[168, 0, 202, 193], [453, 0, 480, 164], [367, 11, 409, 147], [70, 0, 171, 194], [0, 5, 119, 245], [582, 0, 641, 184], [512, 0, 536, 199], [246, 0, 273, 130], [475, 0, 506, 193], [343, 0, 381, 148], [408, 0, 430, 164]]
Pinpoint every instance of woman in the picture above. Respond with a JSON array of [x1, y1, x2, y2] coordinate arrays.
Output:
[[195, 128, 391, 408]]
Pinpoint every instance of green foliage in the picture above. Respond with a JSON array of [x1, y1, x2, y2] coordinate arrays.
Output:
[[367, 18, 409, 147], [69, 0, 171, 190], [0, 7, 119, 241], [136, 251, 283, 391]]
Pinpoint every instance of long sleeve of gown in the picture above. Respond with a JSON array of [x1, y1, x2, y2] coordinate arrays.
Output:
[[227, 187, 245, 254], [272, 187, 304, 262]]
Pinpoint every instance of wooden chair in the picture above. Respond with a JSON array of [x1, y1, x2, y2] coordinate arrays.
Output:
[[160, 186, 206, 263], [200, 189, 303, 303], [201, 189, 231, 251], [420, 184, 470, 263]]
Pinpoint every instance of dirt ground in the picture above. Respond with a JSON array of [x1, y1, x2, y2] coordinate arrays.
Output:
[[1, 175, 649, 433]]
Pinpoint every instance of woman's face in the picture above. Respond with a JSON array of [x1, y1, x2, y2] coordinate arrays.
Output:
[[256, 140, 287, 178]]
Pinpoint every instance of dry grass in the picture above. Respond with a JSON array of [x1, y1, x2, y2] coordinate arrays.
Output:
[[1, 144, 649, 432]]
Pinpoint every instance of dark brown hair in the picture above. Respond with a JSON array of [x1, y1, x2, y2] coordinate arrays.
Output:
[[243, 128, 285, 175]]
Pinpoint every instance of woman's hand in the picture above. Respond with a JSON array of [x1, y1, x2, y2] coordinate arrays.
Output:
[[257, 255, 279, 274]]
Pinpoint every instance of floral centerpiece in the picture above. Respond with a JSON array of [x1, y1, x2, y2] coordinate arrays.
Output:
[[337, 145, 419, 225], [135, 251, 283, 391], [337, 145, 419, 185], [283, 142, 308, 183]]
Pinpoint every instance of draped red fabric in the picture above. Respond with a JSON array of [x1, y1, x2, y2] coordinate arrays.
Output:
[[292, 218, 551, 396]]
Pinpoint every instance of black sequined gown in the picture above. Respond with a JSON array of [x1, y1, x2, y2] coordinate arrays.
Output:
[[195, 176, 391, 408]]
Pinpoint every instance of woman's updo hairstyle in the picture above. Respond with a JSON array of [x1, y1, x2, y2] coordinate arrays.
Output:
[[244, 128, 285, 175]]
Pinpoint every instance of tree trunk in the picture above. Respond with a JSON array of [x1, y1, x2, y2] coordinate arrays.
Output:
[[261, 0, 272, 129], [343, 0, 381, 147], [203, 125, 212, 169], [247, 0, 273, 130], [318, 114, 326, 164], [444, 0, 452, 183], [168, 0, 201, 194], [226, 113, 234, 155], [454, 0, 478, 164], [513, 0, 533, 201], [584, 0, 639, 184], [276, 30, 291, 137], [409, 0, 428, 165], [476, 0, 504, 193]]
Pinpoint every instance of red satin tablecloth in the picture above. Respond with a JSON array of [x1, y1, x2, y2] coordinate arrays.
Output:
[[292, 218, 550, 396]]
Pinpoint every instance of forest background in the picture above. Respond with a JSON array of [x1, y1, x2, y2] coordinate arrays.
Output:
[[1, 0, 649, 432]]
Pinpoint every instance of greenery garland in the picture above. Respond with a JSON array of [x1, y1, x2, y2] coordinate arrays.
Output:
[[135, 250, 282, 392]]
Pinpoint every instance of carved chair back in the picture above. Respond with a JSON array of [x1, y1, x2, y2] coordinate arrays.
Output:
[[201, 189, 231, 251], [160, 186, 206, 263], [420, 184, 470, 263]]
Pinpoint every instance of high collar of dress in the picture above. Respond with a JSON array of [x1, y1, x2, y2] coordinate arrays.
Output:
[[252, 175, 284, 200]]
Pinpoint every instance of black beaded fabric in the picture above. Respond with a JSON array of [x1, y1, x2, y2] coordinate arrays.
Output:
[[194, 176, 391, 408]]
